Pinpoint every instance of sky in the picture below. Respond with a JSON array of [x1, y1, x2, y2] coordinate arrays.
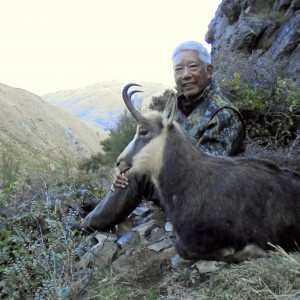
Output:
[[0, 0, 222, 96]]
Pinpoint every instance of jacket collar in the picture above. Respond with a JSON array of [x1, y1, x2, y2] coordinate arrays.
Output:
[[177, 79, 214, 116]]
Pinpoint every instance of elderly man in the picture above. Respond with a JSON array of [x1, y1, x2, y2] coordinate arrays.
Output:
[[81, 40, 245, 231]]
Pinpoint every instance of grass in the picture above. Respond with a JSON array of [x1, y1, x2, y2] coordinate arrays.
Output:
[[196, 250, 300, 299]]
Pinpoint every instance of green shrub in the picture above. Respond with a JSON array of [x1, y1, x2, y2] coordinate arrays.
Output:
[[222, 73, 300, 149], [79, 110, 137, 171], [78, 152, 105, 172], [100, 110, 137, 166]]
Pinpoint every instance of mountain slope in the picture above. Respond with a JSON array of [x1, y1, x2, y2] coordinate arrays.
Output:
[[0, 83, 107, 171], [42, 80, 173, 131]]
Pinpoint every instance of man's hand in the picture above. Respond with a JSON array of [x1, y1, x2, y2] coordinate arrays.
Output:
[[110, 168, 129, 192]]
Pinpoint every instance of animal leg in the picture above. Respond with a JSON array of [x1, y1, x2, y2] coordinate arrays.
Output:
[[227, 244, 268, 263]]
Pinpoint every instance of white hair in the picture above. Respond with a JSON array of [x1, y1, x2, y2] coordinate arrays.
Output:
[[172, 41, 211, 66]]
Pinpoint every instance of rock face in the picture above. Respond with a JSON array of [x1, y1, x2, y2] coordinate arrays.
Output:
[[206, 0, 300, 87]]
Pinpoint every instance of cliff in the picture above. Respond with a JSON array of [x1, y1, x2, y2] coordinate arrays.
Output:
[[206, 0, 300, 87]]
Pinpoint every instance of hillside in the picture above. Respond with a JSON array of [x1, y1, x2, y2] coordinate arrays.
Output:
[[42, 80, 173, 131], [0, 83, 107, 171]]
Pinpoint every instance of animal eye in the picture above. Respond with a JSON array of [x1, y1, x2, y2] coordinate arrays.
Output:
[[139, 130, 149, 137]]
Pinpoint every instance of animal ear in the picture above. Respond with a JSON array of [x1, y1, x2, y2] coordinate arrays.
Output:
[[162, 92, 177, 127]]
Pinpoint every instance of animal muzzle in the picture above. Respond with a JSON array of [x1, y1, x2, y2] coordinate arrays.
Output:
[[116, 158, 132, 174]]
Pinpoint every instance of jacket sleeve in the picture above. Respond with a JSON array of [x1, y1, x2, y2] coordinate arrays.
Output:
[[196, 108, 245, 156]]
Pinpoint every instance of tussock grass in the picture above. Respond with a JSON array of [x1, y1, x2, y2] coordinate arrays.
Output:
[[156, 249, 300, 300], [196, 251, 300, 300]]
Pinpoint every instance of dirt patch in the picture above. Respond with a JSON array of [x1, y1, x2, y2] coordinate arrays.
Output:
[[114, 247, 176, 290]]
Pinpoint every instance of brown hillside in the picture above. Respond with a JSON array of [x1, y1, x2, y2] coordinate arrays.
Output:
[[0, 83, 107, 171]]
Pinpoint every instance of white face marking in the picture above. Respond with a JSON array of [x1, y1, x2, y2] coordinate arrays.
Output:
[[120, 137, 136, 158], [129, 128, 167, 178], [117, 111, 170, 176], [117, 134, 138, 173]]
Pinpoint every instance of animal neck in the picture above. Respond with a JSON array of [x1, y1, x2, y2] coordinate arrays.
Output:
[[157, 123, 207, 195]]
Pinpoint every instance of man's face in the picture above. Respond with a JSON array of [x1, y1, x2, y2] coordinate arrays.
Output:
[[173, 50, 213, 101]]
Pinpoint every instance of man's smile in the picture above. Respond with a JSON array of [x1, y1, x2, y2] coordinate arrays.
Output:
[[182, 82, 195, 88]]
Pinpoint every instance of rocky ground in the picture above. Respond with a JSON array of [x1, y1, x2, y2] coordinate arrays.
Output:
[[70, 198, 236, 299]]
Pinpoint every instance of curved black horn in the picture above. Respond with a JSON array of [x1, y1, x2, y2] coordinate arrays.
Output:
[[122, 83, 143, 121]]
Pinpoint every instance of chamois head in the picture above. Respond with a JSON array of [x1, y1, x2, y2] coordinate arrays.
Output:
[[117, 83, 177, 176]]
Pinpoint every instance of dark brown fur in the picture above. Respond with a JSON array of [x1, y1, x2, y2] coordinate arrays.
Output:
[[159, 124, 300, 261], [118, 86, 300, 262]]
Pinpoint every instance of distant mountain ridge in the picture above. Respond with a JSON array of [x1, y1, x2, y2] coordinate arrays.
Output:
[[42, 80, 173, 131], [0, 83, 107, 171]]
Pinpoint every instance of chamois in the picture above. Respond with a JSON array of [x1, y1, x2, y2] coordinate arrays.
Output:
[[117, 83, 300, 262]]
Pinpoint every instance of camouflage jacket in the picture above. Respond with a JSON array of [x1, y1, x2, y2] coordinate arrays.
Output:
[[176, 80, 246, 156]]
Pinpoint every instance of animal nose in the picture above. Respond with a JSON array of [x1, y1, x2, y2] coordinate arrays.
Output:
[[116, 160, 120, 167]]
